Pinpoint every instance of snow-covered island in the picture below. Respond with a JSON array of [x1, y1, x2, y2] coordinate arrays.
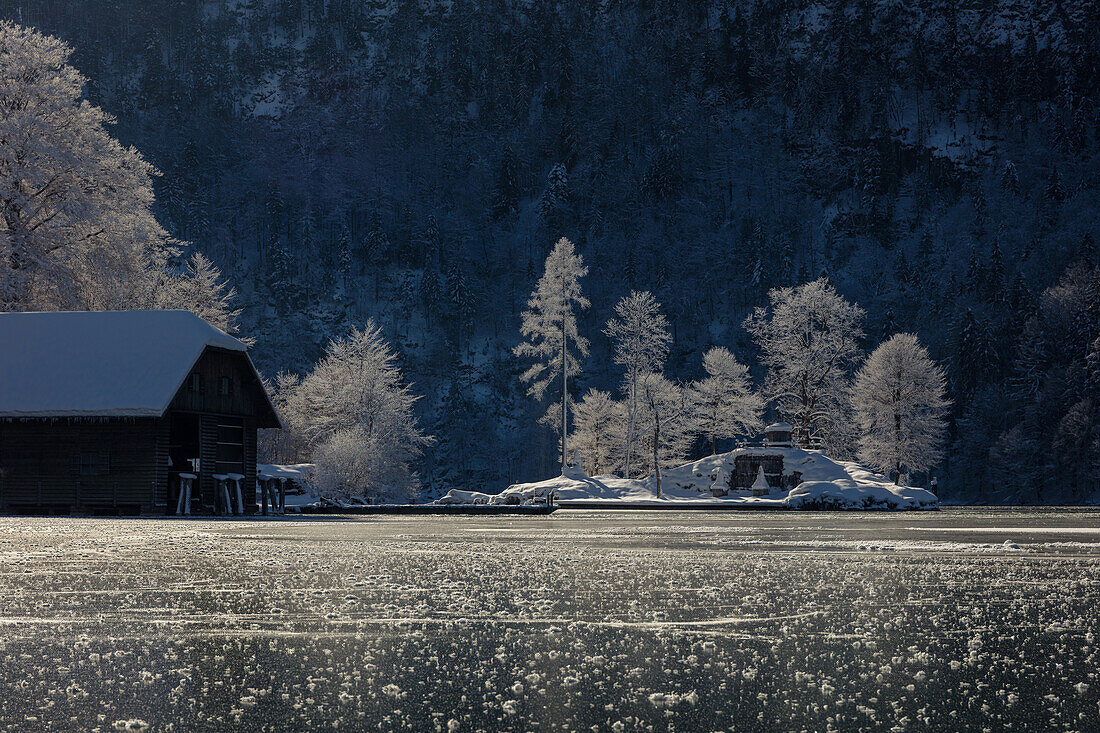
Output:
[[437, 445, 938, 511]]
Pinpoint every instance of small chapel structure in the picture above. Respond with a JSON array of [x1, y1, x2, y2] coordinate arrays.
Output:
[[764, 422, 794, 447]]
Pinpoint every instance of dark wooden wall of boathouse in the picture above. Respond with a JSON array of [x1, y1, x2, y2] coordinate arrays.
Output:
[[0, 346, 275, 515], [0, 418, 162, 514]]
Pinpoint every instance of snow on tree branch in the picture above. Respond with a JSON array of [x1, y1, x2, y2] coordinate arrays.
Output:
[[744, 278, 865, 450]]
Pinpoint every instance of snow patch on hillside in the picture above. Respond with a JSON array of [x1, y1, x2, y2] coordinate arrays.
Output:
[[437, 447, 938, 511]]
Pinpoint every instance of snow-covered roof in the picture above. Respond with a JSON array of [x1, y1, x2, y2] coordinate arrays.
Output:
[[766, 422, 793, 432], [0, 310, 274, 420]]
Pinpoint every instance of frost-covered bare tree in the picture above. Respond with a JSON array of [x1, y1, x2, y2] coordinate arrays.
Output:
[[0, 22, 173, 311], [157, 252, 242, 335], [282, 321, 432, 501], [690, 347, 764, 455], [851, 333, 950, 483], [0, 22, 238, 331], [636, 373, 694, 496], [570, 389, 624, 477], [744, 278, 865, 449], [604, 291, 670, 477], [257, 371, 307, 464], [514, 237, 589, 473]]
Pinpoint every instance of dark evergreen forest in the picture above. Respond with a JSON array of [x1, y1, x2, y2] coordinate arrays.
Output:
[[3, 0, 1098, 501]]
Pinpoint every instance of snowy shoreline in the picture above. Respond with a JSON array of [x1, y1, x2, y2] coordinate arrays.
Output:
[[438, 447, 940, 512]]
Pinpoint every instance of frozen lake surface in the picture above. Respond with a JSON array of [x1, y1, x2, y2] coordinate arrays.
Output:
[[1, 509, 1099, 731]]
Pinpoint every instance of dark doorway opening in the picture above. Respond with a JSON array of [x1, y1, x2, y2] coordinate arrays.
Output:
[[215, 418, 245, 476], [168, 412, 201, 510]]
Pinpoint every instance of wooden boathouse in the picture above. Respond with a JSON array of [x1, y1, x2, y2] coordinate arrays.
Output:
[[0, 310, 281, 515]]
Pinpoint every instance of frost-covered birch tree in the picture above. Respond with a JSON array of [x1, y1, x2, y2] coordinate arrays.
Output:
[[743, 278, 865, 449], [604, 291, 670, 478], [514, 237, 589, 473], [570, 389, 624, 477], [636, 373, 694, 497], [283, 321, 432, 501], [690, 347, 764, 454], [0, 22, 173, 311], [851, 333, 950, 483]]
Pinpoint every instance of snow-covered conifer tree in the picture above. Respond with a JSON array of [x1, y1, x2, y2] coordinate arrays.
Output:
[[851, 333, 950, 483], [364, 214, 390, 298], [570, 389, 624, 477], [514, 237, 589, 473], [604, 291, 670, 477], [282, 321, 432, 501], [158, 252, 243, 335], [419, 268, 443, 317], [743, 278, 865, 449], [446, 261, 475, 348], [950, 308, 1000, 401], [537, 163, 568, 227], [337, 225, 352, 284], [1000, 160, 1020, 196], [268, 236, 295, 307], [421, 214, 441, 266], [0, 22, 174, 311], [690, 347, 763, 455], [491, 149, 521, 221]]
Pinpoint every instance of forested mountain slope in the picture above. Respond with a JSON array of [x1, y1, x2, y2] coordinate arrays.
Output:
[[3, 0, 1098, 501]]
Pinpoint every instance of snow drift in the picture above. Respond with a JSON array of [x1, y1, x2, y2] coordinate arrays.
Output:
[[436, 447, 938, 511]]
